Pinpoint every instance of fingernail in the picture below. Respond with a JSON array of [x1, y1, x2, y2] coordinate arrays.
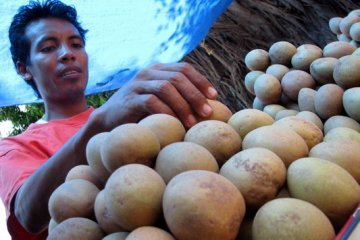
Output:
[[186, 115, 197, 127], [202, 104, 212, 116], [207, 87, 218, 98]]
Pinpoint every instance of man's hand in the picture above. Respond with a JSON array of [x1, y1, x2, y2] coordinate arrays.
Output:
[[96, 62, 218, 130]]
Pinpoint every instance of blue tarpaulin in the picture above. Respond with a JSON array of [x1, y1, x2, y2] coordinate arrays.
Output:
[[0, 0, 232, 107]]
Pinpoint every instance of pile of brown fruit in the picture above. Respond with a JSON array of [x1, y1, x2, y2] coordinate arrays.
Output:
[[46, 9, 360, 240]]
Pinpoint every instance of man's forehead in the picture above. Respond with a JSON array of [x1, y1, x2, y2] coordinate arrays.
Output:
[[25, 18, 80, 41]]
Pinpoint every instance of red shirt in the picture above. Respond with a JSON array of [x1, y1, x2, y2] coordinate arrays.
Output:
[[0, 107, 94, 240]]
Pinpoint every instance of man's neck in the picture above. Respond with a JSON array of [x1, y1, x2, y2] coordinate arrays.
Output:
[[43, 97, 89, 121]]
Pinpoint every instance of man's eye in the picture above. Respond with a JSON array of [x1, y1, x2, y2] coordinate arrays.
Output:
[[72, 43, 84, 49], [41, 46, 56, 53]]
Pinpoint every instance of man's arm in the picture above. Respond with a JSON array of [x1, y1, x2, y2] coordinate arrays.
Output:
[[13, 62, 218, 233], [14, 111, 105, 233]]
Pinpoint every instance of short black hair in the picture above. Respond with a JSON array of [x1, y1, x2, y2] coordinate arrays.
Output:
[[8, 0, 88, 98]]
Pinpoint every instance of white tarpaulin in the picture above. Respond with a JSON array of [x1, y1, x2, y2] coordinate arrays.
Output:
[[0, 0, 232, 107]]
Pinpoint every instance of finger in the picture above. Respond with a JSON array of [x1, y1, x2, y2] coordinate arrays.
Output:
[[135, 80, 197, 128], [134, 68, 213, 118], [150, 62, 218, 99], [119, 93, 177, 123], [102, 82, 177, 126]]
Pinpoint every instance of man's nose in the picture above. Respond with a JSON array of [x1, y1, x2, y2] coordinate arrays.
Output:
[[58, 44, 76, 62]]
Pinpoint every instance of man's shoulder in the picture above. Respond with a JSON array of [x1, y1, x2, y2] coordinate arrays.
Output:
[[0, 127, 39, 155], [0, 107, 95, 154], [0, 121, 65, 155]]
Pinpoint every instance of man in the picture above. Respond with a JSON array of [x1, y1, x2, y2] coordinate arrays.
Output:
[[0, 0, 217, 239]]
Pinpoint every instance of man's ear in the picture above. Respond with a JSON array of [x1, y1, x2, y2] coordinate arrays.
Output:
[[16, 61, 32, 81]]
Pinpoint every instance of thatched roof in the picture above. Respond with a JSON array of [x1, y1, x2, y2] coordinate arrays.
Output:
[[184, 0, 360, 112]]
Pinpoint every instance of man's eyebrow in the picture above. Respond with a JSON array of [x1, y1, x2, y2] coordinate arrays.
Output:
[[68, 34, 83, 42], [36, 36, 57, 46], [36, 34, 83, 46]]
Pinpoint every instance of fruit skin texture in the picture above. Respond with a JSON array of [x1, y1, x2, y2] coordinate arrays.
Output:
[[291, 44, 322, 71], [324, 127, 360, 144], [252, 198, 335, 240], [329, 17, 342, 35], [245, 49, 270, 71], [104, 164, 166, 231], [287, 157, 360, 229], [102, 232, 129, 240], [65, 164, 103, 189], [333, 55, 360, 89], [48, 219, 58, 234], [353, 48, 360, 56], [273, 116, 323, 149], [265, 64, 289, 81], [281, 70, 316, 101], [343, 87, 360, 122], [94, 190, 124, 234], [314, 84, 343, 120], [101, 123, 160, 172], [274, 109, 298, 121], [268, 41, 296, 66], [252, 97, 266, 110], [323, 41, 356, 58], [163, 170, 246, 240], [324, 115, 360, 134], [337, 33, 351, 42], [48, 179, 99, 223], [197, 99, 233, 123], [155, 141, 219, 184], [138, 113, 185, 149], [242, 125, 308, 167], [309, 140, 360, 183], [339, 15, 360, 37], [228, 108, 274, 139], [254, 74, 281, 104], [263, 104, 286, 119], [296, 111, 323, 131], [220, 147, 286, 209], [298, 88, 316, 113], [86, 132, 111, 183], [244, 71, 264, 95], [47, 217, 104, 240], [184, 120, 242, 166], [126, 226, 175, 240], [350, 22, 360, 42], [309, 57, 337, 85]]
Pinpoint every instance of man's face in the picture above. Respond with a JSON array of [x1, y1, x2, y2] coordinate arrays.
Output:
[[24, 18, 88, 103]]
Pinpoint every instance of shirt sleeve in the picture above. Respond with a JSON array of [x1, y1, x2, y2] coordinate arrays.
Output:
[[0, 147, 45, 219]]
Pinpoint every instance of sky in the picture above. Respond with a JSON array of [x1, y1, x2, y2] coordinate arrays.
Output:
[[0, 121, 13, 138]]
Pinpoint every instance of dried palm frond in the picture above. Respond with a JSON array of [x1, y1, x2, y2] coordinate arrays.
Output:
[[184, 0, 360, 112]]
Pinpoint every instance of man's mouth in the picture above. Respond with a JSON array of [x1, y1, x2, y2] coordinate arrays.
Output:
[[59, 66, 82, 78], [62, 70, 79, 77]]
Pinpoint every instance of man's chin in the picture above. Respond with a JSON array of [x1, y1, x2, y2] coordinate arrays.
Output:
[[51, 89, 86, 104]]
